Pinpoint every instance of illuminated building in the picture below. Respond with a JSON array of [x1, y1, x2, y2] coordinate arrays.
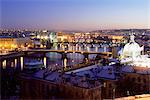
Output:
[[0, 36, 31, 52], [119, 33, 150, 68], [48, 32, 57, 43], [111, 35, 124, 43], [36, 31, 57, 42], [34, 31, 58, 48], [57, 32, 74, 42]]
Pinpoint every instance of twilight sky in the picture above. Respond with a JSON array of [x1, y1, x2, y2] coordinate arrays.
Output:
[[1, 0, 150, 31]]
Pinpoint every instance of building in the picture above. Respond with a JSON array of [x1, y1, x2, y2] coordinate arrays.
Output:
[[115, 94, 150, 100], [34, 31, 58, 48], [116, 33, 150, 96], [19, 59, 150, 99], [74, 32, 93, 43], [119, 33, 150, 67], [19, 33, 150, 99], [19, 67, 102, 99], [0, 36, 32, 52], [57, 32, 75, 43], [112, 64, 150, 98]]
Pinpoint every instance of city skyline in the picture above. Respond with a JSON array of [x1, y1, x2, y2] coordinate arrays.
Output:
[[1, 0, 150, 31]]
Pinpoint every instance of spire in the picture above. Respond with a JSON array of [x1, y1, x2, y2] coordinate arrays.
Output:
[[129, 32, 135, 43]]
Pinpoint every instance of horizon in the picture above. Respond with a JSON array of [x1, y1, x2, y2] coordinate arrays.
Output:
[[1, 0, 150, 31]]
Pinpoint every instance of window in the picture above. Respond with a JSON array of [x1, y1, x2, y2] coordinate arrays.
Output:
[[109, 84, 112, 88], [138, 77, 141, 82], [109, 90, 112, 97], [42, 84, 45, 93], [132, 78, 135, 81], [46, 85, 49, 93], [143, 79, 146, 83], [127, 76, 130, 81], [46, 85, 49, 98]]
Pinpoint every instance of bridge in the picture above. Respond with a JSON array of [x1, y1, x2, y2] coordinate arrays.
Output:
[[23, 49, 112, 59], [0, 52, 36, 70], [0, 49, 112, 70], [23, 49, 112, 55], [0, 49, 112, 62]]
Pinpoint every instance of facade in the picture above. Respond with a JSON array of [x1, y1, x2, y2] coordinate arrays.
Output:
[[48, 32, 58, 43], [111, 35, 124, 43], [115, 94, 150, 100], [0, 37, 31, 52], [36, 31, 58, 43], [57, 32, 75, 43], [19, 64, 117, 99], [74, 32, 93, 43], [19, 61, 150, 99], [20, 77, 101, 99], [34, 31, 58, 48], [115, 65, 150, 97], [19, 69, 102, 99]]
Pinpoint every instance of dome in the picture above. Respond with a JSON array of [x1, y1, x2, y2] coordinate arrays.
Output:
[[123, 42, 141, 58], [120, 34, 150, 68], [122, 34, 142, 58]]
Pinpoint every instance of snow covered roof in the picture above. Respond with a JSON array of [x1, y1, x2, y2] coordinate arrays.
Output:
[[66, 64, 117, 80], [29, 60, 150, 89], [33, 68, 102, 89], [121, 65, 150, 75]]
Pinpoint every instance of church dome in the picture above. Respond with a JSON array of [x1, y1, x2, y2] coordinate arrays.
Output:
[[122, 34, 142, 58]]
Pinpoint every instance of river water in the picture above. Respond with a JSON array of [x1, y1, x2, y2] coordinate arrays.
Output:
[[24, 43, 115, 69]]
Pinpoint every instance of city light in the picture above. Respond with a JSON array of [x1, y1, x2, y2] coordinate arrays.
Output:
[[1, 0, 150, 99], [37, 35, 40, 38], [44, 36, 48, 39]]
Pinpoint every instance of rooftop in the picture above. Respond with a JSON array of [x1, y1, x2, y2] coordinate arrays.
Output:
[[32, 68, 103, 89], [66, 64, 117, 80], [21, 60, 150, 89], [122, 65, 150, 75]]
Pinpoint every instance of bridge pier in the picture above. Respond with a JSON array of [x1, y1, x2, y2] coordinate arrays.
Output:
[[6, 59, 11, 68], [112, 46, 118, 58], [6, 59, 15, 68], [83, 53, 89, 62], [12, 59, 15, 67], [0, 60, 3, 68], [16, 57, 21, 71], [42, 56, 49, 67], [61, 53, 68, 60]]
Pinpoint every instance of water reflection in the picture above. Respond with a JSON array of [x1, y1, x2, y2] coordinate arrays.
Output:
[[2, 60, 6, 69], [63, 58, 67, 69], [44, 52, 83, 68], [15, 59, 17, 68], [43, 57, 47, 67], [23, 43, 119, 70], [21, 57, 24, 70]]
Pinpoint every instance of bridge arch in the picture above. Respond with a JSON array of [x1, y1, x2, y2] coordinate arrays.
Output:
[[66, 52, 84, 60], [45, 52, 62, 59]]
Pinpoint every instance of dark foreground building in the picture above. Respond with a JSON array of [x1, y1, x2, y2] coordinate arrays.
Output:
[[19, 63, 150, 99]]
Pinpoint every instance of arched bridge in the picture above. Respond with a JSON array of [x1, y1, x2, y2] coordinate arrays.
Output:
[[23, 49, 112, 59], [23, 49, 111, 55]]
